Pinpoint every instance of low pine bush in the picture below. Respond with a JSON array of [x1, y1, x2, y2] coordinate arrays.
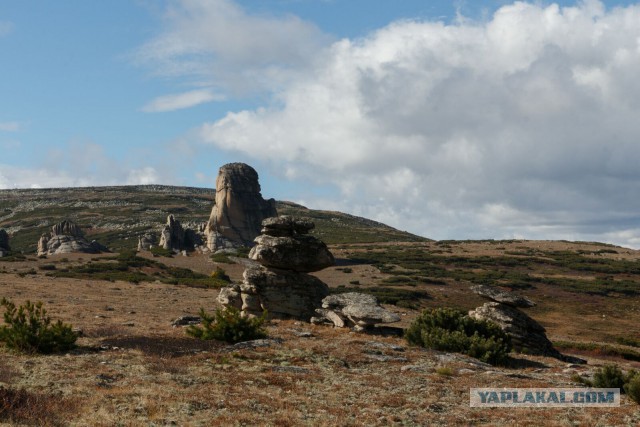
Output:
[[0, 298, 77, 354], [186, 306, 267, 344], [593, 364, 626, 389], [624, 373, 640, 404], [405, 307, 512, 365]]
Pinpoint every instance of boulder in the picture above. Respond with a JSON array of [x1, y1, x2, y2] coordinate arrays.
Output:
[[468, 302, 562, 358], [313, 292, 401, 330], [471, 284, 536, 308], [37, 220, 108, 256], [223, 265, 330, 320], [205, 163, 277, 251], [0, 229, 9, 256], [249, 234, 334, 272]]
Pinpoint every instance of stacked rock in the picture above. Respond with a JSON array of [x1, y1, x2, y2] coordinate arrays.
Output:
[[312, 292, 401, 333], [217, 216, 334, 320], [0, 229, 9, 257], [468, 284, 564, 359]]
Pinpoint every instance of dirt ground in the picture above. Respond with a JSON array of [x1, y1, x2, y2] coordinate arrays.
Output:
[[1, 245, 640, 425]]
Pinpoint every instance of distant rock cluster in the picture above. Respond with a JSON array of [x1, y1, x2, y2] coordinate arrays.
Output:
[[218, 216, 333, 320], [37, 220, 108, 256], [0, 229, 9, 257], [205, 163, 277, 252], [468, 284, 567, 360], [136, 162, 276, 255]]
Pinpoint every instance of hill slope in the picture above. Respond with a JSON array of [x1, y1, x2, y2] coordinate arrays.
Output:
[[0, 185, 426, 253]]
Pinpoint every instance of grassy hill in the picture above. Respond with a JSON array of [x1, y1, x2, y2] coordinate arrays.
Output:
[[0, 185, 426, 253]]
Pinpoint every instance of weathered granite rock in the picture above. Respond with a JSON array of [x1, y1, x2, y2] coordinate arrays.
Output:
[[159, 215, 185, 251], [218, 216, 334, 321], [0, 229, 9, 256], [250, 233, 334, 272], [471, 284, 536, 308], [261, 216, 314, 237], [219, 265, 329, 320], [205, 163, 277, 251], [37, 220, 108, 256], [469, 302, 562, 358], [137, 233, 158, 251], [312, 292, 401, 330]]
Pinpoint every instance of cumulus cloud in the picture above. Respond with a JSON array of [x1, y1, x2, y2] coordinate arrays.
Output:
[[197, 1, 640, 248], [134, 0, 332, 94], [142, 88, 223, 112]]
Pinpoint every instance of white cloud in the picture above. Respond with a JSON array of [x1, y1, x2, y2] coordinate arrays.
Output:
[[0, 21, 13, 37], [0, 122, 20, 132], [0, 141, 170, 189], [134, 0, 332, 94], [142, 88, 223, 112], [197, 1, 640, 248]]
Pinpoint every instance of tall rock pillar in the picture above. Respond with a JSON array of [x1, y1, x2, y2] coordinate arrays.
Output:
[[205, 163, 277, 251]]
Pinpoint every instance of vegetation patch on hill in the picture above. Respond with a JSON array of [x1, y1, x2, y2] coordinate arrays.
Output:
[[47, 251, 229, 288]]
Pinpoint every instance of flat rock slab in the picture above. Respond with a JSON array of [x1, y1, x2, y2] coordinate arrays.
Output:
[[471, 284, 536, 308]]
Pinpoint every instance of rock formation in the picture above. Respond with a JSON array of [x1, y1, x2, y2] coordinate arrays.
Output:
[[137, 233, 158, 251], [0, 229, 9, 257], [205, 163, 277, 252], [312, 292, 401, 332], [159, 215, 185, 251], [217, 216, 332, 320], [468, 285, 564, 359], [37, 220, 108, 256]]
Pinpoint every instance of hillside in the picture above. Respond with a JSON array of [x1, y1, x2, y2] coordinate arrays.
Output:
[[0, 185, 426, 253]]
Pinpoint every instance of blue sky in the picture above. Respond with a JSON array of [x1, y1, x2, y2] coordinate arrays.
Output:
[[2, 1, 640, 247]]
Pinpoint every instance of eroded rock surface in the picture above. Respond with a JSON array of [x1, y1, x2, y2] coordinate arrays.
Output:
[[159, 215, 185, 251], [471, 284, 536, 308], [218, 216, 332, 320], [206, 163, 277, 251], [313, 292, 401, 331], [469, 302, 561, 358], [37, 220, 108, 256], [249, 216, 334, 272]]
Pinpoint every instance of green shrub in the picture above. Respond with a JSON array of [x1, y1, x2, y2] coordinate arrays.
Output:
[[593, 364, 627, 389], [0, 298, 77, 354], [624, 373, 640, 404], [186, 306, 267, 344], [405, 307, 511, 366]]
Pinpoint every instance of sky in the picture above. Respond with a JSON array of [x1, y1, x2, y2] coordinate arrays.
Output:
[[2, 1, 640, 248]]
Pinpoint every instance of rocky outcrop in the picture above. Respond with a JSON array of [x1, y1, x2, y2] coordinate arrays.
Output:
[[37, 220, 108, 256], [217, 216, 331, 320], [312, 292, 401, 332], [0, 229, 9, 257], [468, 285, 572, 361], [471, 284, 535, 308], [249, 216, 334, 272], [205, 163, 277, 252], [137, 233, 158, 251], [159, 215, 185, 251]]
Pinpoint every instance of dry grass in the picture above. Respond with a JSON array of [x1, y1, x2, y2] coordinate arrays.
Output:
[[2, 244, 640, 425]]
